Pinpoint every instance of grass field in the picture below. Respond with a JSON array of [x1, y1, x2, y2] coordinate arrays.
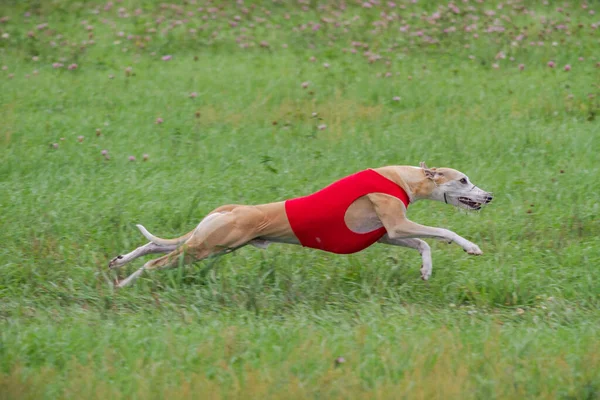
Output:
[[1, 0, 599, 398]]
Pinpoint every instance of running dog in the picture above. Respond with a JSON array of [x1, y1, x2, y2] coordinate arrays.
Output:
[[109, 162, 492, 287]]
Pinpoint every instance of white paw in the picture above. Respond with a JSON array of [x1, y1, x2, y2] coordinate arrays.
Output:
[[108, 255, 125, 269], [114, 268, 144, 288], [114, 276, 133, 289], [420, 262, 432, 281], [464, 243, 483, 255]]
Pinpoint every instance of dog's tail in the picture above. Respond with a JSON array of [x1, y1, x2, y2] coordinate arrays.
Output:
[[136, 224, 192, 246]]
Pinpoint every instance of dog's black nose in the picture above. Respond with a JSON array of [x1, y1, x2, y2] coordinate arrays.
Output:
[[484, 195, 493, 204]]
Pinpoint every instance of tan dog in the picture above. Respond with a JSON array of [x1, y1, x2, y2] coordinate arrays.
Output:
[[109, 163, 492, 287]]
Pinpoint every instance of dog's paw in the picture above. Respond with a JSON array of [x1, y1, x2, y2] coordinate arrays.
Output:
[[113, 267, 144, 288], [464, 244, 483, 255], [420, 263, 432, 281], [108, 255, 124, 269], [113, 276, 132, 289]]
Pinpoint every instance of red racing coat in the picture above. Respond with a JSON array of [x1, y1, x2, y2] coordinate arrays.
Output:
[[285, 169, 410, 254]]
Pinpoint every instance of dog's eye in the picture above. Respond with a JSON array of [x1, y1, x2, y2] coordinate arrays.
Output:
[[460, 178, 468, 184]]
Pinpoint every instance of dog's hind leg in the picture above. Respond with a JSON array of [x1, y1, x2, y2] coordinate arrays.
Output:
[[115, 207, 265, 288], [378, 235, 433, 281], [108, 242, 178, 270], [110, 205, 244, 271]]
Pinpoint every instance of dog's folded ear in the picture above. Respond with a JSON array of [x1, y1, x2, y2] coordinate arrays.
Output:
[[420, 161, 436, 179]]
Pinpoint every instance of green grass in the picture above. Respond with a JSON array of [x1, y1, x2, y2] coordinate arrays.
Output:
[[1, 0, 599, 398]]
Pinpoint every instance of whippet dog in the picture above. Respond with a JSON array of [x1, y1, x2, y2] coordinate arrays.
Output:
[[109, 163, 492, 288]]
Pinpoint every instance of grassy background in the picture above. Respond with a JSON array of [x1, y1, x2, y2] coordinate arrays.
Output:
[[1, 0, 599, 398]]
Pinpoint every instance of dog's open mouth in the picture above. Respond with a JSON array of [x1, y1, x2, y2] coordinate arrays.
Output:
[[458, 197, 482, 210]]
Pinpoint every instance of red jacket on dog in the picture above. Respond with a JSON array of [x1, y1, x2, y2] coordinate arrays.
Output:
[[285, 169, 410, 254]]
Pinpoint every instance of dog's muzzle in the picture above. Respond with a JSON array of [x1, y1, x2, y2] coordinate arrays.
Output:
[[456, 194, 493, 210]]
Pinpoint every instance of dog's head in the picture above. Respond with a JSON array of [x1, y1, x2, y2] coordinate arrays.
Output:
[[419, 162, 493, 210]]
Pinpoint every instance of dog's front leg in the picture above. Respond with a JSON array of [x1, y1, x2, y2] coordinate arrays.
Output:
[[390, 220, 482, 255], [378, 236, 433, 280], [367, 193, 482, 255]]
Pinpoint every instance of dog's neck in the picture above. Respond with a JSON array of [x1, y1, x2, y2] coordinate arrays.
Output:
[[373, 166, 436, 203]]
